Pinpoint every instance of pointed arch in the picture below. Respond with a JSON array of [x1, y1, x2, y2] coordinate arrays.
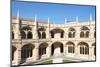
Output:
[[21, 44, 35, 60], [78, 42, 89, 55], [68, 27, 75, 38], [81, 26, 89, 30], [66, 41, 75, 53], [51, 42, 63, 56], [39, 42, 48, 59], [68, 27, 75, 31], [80, 26, 90, 38], [50, 28, 64, 38], [21, 25, 32, 31]]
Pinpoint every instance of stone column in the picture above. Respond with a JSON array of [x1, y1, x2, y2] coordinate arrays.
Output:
[[14, 31, 20, 39], [75, 45, 79, 58], [46, 45, 51, 58], [88, 46, 93, 60], [32, 28, 38, 39], [32, 15, 38, 39], [14, 19, 21, 40], [75, 27, 80, 39], [14, 45, 21, 65], [88, 42, 95, 60], [46, 17, 51, 39], [64, 29, 68, 38], [46, 30, 51, 39], [14, 10, 21, 40], [63, 44, 66, 56], [74, 41, 79, 58], [89, 27, 94, 38], [32, 44, 39, 61]]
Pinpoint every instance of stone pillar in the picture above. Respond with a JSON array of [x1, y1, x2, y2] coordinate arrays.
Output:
[[46, 45, 51, 58], [74, 41, 79, 58], [89, 27, 94, 38], [14, 19, 21, 39], [46, 17, 51, 39], [64, 29, 68, 38], [46, 29, 51, 39], [75, 27, 80, 39], [14, 31, 20, 39], [32, 15, 38, 39], [88, 46, 93, 60], [88, 42, 95, 60], [14, 10, 21, 40], [75, 45, 79, 58], [14, 45, 21, 65], [63, 44, 66, 56], [32, 44, 39, 61]]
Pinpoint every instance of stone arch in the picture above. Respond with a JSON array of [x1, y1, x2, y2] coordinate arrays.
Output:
[[38, 27, 46, 31], [12, 32, 14, 39], [50, 28, 64, 38], [38, 27, 46, 39], [66, 41, 75, 53], [12, 46, 17, 61], [68, 27, 76, 38], [27, 31, 33, 39], [39, 42, 48, 59], [68, 27, 75, 31], [21, 25, 32, 31], [81, 26, 89, 30], [92, 43, 96, 56], [21, 31, 26, 39], [42, 32, 46, 39], [80, 26, 90, 38], [21, 44, 35, 60], [78, 42, 89, 55], [21, 25, 32, 39], [51, 42, 63, 56]]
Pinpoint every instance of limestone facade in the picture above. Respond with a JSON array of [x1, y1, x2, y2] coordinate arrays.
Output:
[[11, 16, 96, 65]]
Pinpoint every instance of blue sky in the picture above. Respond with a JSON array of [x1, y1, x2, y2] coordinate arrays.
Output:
[[12, 1, 96, 24]]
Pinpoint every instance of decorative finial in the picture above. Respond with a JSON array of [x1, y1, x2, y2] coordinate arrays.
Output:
[[17, 9, 19, 19], [90, 13, 92, 22], [65, 18, 67, 24], [35, 14, 37, 22], [76, 16, 78, 22]]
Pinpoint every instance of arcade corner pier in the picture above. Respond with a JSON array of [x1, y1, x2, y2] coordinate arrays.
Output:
[[11, 12, 96, 66]]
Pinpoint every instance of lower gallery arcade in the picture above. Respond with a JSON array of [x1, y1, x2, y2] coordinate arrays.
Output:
[[12, 41, 96, 65]]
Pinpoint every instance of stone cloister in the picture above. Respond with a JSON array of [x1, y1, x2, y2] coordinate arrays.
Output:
[[11, 13, 95, 65]]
